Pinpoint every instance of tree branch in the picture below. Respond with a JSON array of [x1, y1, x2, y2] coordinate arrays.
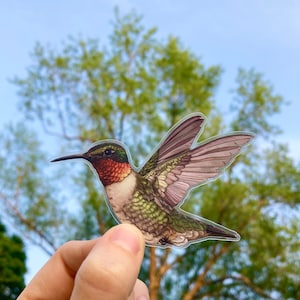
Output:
[[183, 244, 229, 300], [207, 275, 275, 300], [159, 249, 184, 278], [0, 192, 56, 256]]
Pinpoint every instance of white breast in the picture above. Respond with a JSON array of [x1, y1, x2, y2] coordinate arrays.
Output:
[[105, 171, 137, 214]]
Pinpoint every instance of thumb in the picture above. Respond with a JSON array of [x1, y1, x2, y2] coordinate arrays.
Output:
[[70, 224, 145, 300]]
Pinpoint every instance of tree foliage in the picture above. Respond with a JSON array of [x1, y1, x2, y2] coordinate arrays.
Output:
[[0, 221, 26, 300], [1, 9, 299, 299]]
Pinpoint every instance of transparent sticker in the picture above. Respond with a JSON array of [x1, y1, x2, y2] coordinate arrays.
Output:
[[52, 113, 254, 248]]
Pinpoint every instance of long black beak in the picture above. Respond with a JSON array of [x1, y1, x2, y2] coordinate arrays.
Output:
[[51, 153, 87, 162]]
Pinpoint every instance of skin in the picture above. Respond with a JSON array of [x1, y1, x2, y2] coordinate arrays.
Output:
[[17, 224, 149, 300]]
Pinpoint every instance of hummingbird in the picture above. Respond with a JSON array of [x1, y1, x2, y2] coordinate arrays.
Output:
[[51, 113, 254, 248]]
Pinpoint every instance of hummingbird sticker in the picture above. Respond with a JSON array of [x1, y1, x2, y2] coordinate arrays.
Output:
[[52, 113, 254, 248]]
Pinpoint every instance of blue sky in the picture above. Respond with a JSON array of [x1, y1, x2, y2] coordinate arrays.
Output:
[[1, 0, 299, 283]]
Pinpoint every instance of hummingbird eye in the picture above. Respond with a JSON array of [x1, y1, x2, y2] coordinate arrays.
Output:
[[104, 148, 113, 156]]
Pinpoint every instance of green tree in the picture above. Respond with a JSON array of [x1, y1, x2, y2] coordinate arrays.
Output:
[[0, 124, 76, 256], [0, 221, 26, 300], [1, 10, 299, 299]]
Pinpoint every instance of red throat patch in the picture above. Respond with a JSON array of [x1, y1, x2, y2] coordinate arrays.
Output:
[[93, 159, 131, 186]]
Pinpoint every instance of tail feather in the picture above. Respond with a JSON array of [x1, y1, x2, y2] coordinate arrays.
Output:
[[165, 211, 240, 248], [205, 223, 240, 241]]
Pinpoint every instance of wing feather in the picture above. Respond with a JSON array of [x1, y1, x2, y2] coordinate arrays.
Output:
[[156, 133, 254, 207], [139, 114, 205, 175], [139, 114, 254, 209]]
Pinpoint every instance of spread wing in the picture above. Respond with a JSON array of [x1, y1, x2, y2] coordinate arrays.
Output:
[[139, 114, 254, 208], [139, 114, 206, 175]]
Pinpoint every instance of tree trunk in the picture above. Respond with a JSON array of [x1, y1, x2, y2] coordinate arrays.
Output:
[[149, 247, 160, 300]]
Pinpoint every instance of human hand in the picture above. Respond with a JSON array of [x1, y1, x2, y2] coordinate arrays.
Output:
[[18, 224, 149, 300]]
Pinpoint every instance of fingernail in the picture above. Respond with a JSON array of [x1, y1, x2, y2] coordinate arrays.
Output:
[[109, 226, 141, 255]]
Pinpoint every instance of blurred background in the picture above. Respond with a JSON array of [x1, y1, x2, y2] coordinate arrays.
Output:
[[0, 1, 299, 299]]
